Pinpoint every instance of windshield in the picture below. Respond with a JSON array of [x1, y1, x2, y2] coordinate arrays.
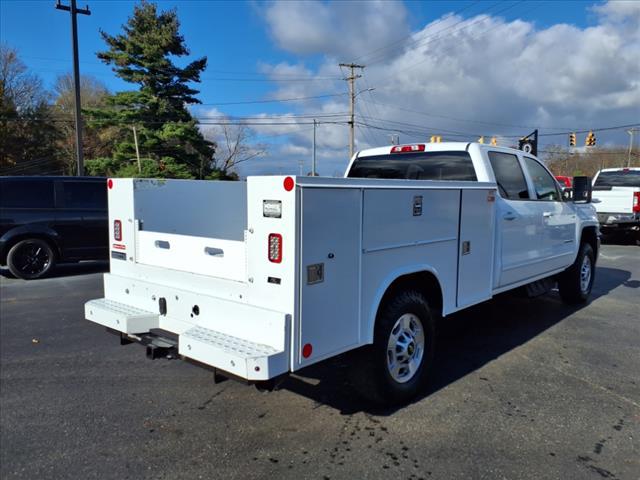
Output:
[[347, 151, 477, 181], [594, 170, 640, 188]]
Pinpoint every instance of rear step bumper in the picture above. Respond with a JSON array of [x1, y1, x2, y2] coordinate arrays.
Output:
[[85, 298, 289, 381]]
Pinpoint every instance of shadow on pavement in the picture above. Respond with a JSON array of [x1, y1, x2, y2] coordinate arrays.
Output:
[[280, 266, 631, 415], [0, 261, 109, 281], [601, 231, 639, 246]]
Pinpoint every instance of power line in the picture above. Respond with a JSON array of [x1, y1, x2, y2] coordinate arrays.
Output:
[[198, 93, 347, 106]]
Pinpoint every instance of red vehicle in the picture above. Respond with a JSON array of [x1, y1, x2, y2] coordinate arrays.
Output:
[[555, 175, 572, 188]]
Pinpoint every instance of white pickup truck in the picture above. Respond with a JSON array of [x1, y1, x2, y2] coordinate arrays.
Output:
[[85, 142, 599, 405], [592, 167, 640, 238]]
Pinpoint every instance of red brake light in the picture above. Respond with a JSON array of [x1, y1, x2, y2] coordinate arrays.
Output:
[[107, 179, 113, 189], [268, 234, 282, 263], [114, 220, 122, 241], [390, 144, 426, 154], [633, 192, 640, 213]]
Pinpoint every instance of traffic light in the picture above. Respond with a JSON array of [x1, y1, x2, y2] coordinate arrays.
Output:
[[430, 135, 442, 143], [585, 131, 596, 147], [490, 137, 497, 146], [569, 132, 576, 147], [478, 136, 485, 144]]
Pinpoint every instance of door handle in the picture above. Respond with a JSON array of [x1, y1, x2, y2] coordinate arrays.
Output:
[[543, 211, 554, 218], [503, 212, 517, 221]]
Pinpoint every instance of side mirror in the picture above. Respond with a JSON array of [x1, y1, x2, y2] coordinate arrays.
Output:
[[572, 176, 592, 203], [562, 187, 573, 201]]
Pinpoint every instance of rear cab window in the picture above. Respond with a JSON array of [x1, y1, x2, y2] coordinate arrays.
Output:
[[594, 170, 640, 188], [0, 179, 55, 209], [487, 151, 529, 200], [347, 151, 477, 181]]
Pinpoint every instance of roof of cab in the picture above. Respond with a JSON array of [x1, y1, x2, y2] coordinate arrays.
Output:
[[356, 142, 523, 158]]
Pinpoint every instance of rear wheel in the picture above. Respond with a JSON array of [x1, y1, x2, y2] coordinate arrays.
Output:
[[558, 242, 595, 304], [7, 239, 56, 280], [352, 290, 436, 406]]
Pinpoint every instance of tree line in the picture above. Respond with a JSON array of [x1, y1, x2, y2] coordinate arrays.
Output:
[[1, 1, 255, 180]]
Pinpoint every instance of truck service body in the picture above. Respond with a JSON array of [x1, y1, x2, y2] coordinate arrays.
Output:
[[85, 142, 599, 404]]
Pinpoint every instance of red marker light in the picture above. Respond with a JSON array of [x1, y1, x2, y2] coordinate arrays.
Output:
[[107, 179, 113, 189], [113, 220, 122, 241], [283, 176, 294, 191], [302, 343, 313, 358], [268, 233, 282, 263]]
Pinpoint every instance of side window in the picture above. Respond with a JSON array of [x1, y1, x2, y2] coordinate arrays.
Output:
[[488, 152, 530, 200], [0, 180, 55, 208], [62, 181, 107, 209], [523, 157, 560, 201]]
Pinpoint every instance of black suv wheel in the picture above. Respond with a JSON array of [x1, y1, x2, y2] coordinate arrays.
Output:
[[7, 239, 56, 280]]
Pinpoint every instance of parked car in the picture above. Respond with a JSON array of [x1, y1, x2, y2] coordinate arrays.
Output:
[[555, 175, 572, 188], [0, 176, 108, 279]]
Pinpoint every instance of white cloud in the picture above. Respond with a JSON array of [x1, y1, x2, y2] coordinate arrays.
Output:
[[229, 1, 640, 177], [264, 0, 410, 58]]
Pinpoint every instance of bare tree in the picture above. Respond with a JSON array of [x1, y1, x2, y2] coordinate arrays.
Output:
[[0, 44, 47, 111], [211, 123, 266, 178], [0, 44, 61, 173]]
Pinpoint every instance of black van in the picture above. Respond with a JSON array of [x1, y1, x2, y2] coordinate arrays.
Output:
[[0, 176, 108, 279]]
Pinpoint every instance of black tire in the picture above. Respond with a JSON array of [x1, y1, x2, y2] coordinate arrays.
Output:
[[558, 242, 595, 304], [7, 238, 56, 280], [352, 290, 436, 406]]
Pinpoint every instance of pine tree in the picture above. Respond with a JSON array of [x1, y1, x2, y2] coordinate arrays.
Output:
[[86, 1, 215, 179]]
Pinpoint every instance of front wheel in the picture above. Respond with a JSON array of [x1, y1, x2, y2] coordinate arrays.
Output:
[[352, 290, 436, 406], [558, 242, 595, 304], [7, 239, 56, 280]]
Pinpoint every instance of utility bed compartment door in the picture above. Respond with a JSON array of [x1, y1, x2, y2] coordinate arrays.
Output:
[[298, 188, 361, 366], [457, 188, 496, 308]]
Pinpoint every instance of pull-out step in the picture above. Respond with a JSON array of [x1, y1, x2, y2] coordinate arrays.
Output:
[[85, 298, 158, 334], [179, 325, 287, 381]]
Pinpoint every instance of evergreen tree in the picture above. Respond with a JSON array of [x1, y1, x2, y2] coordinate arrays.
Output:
[[86, 1, 215, 179]]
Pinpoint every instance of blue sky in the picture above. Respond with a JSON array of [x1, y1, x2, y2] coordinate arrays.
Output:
[[1, 0, 597, 112], [1, 0, 638, 176]]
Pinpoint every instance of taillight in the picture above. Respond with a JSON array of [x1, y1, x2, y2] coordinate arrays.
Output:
[[633, 192, 640, 213], [268, 234, 282, 263], [390, 144, 425, 154], [114, 220, 122, 241]]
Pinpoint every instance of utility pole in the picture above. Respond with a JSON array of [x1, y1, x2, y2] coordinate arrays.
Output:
[[132, 126, 141, 174], [56, 0, 90, 176], [312, 119, 317, 176], [627, 128, 638, 168], [339, 63, 365, 159]]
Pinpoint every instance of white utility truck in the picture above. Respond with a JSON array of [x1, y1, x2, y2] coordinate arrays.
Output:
[[592, 167, 640, 238], [85, 142, 599, 405]]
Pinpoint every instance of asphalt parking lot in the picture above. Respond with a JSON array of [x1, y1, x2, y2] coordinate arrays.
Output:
[[1, 244, 638, 480]]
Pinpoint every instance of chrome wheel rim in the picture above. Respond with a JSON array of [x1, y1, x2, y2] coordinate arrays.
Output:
[[386, 313, 425, 384], [580, 255, 592, 293]]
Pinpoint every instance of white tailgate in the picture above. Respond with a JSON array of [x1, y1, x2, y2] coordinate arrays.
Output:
[[592, 189, 634, 213], [136, 231, 246, 282]]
